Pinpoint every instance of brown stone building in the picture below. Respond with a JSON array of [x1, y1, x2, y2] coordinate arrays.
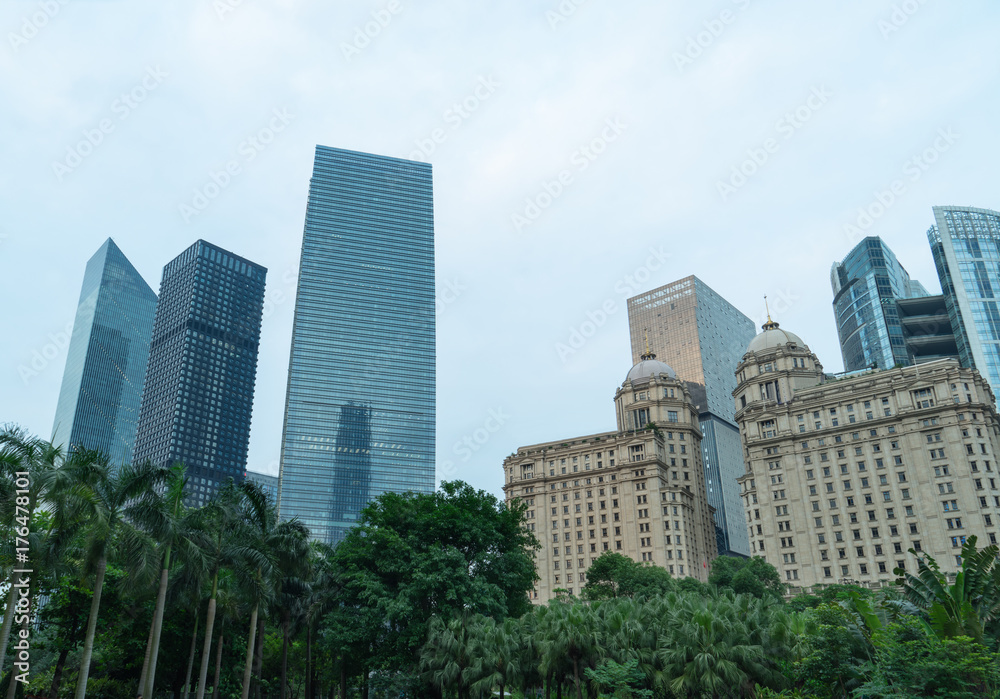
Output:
[[503, 353, 718, 603]]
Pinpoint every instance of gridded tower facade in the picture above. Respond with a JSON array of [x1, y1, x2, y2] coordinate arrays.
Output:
[[503, 356, 718, 603], [734, 321, 1000, 589], [277, 146, 435, 544], [928, 206, 1000, 397], [627, 276, 756, 556], [132, 241, 266, 505], [52, 238, 157, 465], [831, 236, 929, 372]]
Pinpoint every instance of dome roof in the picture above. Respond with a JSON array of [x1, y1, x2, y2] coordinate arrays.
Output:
[[626, 357, 677, 383], [747, 320, 804, 353]]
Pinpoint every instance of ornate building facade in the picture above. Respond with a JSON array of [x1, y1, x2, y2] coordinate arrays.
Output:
[[735, 319, 1000, 589], [503, 354, 718, 603]]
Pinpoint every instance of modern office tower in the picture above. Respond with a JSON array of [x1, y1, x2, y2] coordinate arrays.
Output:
[[246, 470, 279, 501], [831, 236, 930, 372], [51, 238, 157, 464], [734, 319, 1000, 589], [277, 146, 435, 544], [503, 353, 718, 603], [928, 206, 1000, 397], [627, 276, 756, 557], [897, 295, 960, 365], [132, 241, 266, 506]]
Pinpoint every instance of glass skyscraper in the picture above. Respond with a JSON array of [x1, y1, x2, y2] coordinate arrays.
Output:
[[928, 205, 1000, 396], [132, 240, 266, 505], [52, 238, 157, 465], [277, 145, 436, 544], [831, 236, 929, 372], [627, 276, 755, 556]]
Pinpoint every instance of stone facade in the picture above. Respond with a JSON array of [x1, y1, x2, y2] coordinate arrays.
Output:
[[734, 322, 1000, 589], [503, 358, 718, 603]]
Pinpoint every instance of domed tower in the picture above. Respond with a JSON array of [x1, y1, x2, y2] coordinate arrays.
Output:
[[734, 316, 824, 423], [614, 346, 691, 433]]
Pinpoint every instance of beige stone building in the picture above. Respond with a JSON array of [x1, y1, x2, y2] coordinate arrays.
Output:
[[734, 319, 1000, 589], [503, 354, 718, 603]]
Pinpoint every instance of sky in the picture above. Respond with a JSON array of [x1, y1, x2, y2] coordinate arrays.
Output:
[[2, 0, 999, 501]]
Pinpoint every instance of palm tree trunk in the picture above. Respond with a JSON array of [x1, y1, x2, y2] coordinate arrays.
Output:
[[138, 613, 156, 698], [144, 551, 172, 699], [573, 659, 581, 699], [240, 604, 259, 699], [74, 555, 107, 699], [339, 662, 346, 699], [184, 610, 201, 699], [212, 629, 225, 697], [48, 647, 70, 699], [305, 625, 312, 699], [0, 584, 17, 688], [252, 618, 265, 699], [280, 616, 290, 699], [195, 574, 220, 699]]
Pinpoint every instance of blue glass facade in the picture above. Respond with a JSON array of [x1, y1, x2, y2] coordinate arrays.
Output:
[[277, 145, 436, 544], [831, 237, 929, 372], [52, 238, 157, 465], [246, 470, 279, 502], [928, 206, 1000, 396], [627, 276, 755, 556], [132, 240, 266, 506]]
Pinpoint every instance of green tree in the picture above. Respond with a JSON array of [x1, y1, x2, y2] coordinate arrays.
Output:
[[582, 553, 675, 600], [709, 556, 786, 600], [895, 535, 1000, 643], [584, 659, 652, 699]]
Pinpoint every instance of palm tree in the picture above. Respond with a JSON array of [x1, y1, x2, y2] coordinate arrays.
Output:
[[131, 465, 208, 699], [537, 602, 601, 699], [50, 451, 166, 699], [469, 617, 525, 699], [895, 535, 1000, 643], [194, 483, 268, 699], [421, 614, 481, 699], [272, 525, 311, 699]]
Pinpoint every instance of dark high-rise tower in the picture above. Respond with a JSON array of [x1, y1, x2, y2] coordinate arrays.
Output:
[[277, 145, 435, 543], [52, 238, 157, 464], [132, 240, 266, 505], [627, 276, 756, 557], [831, 236, 929, 372]]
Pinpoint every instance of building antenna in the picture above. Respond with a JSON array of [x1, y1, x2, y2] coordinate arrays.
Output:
[[641, 328, 656, 361], [762, 295, 779, 331]]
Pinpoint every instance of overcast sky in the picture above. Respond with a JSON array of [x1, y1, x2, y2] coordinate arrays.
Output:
[[2, 1, 998, 499]]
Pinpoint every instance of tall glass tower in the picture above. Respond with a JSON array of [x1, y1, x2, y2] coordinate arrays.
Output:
[[52, 238, 157, 464], [627, 276, 755, 557], [277, 145, 435, 544], [928, 206, 1000, 395], [132, 241, 266, 505], [831, 237, 929, 372]]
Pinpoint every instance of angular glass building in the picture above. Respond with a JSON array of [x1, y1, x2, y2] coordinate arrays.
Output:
[[627, 276, 755, 556], [52, 238, 157, 465], [132, 241, 266, 505], [277, 145, 436, 544], [831, 236, 929, 372], [928, 206, 1000, 395]]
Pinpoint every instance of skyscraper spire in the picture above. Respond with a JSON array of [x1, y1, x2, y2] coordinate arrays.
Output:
[[640, 328, 656, 360], [762, 295, 779, 331]]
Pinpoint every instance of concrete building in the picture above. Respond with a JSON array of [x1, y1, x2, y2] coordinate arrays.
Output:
[[503, 352, 718, 603], [627, 276, 755, 556], [734, 318, 1000, 589]]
